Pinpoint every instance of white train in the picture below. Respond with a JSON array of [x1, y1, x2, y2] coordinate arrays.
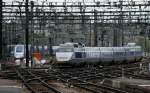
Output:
[[55, 42, 143, 65], [14, 45, 25, 59], [13, 44, 59, 59]]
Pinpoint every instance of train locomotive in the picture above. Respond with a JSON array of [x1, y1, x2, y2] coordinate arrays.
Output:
[[55, 42, 143, 65]]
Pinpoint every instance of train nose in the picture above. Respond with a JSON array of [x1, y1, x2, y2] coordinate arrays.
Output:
[[56, 52, 73, 62], [14, 53, 24, 59]]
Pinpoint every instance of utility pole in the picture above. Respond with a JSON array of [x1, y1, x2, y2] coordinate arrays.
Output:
[[25, 0, 29, 67], [30, 1, 34, 67], [49, 37, 53, 56], [120, 0, 124, 46], [89, 19, 92, 46], [94, 9, 97, 46], [0, 0, 3, 60]]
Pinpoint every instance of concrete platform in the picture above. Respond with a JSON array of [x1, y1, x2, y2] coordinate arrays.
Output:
[[112, 77, 150, 87], [0, 79, 27, 93], [103, 77, 150, 93]]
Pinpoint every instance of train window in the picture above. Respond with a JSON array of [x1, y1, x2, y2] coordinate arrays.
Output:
[[114, 52, 124, 56], [74, 44, 78, 48], [16, 46, 23, 52], [58, 48, 73, 52]]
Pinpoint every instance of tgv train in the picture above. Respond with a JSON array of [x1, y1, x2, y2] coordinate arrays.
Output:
[[55, 42, 143, 65], [14, 45, 26, 59], [13, 44, 58, 59]]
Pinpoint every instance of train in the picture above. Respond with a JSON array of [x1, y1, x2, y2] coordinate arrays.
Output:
[[13, 44, 59, 59], [55, 42, 143, 65], [12, 42, 143, 66]]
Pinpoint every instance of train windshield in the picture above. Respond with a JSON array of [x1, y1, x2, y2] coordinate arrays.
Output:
[[58, 48, 73, 52], [16, 46, 24, 52]]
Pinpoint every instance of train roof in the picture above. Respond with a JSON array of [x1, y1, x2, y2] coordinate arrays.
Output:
[[59, 42, 139, 48]]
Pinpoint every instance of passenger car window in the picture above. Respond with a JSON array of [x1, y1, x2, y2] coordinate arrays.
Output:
[[16, 46, 23, 52], [58, 48, 73, 52]]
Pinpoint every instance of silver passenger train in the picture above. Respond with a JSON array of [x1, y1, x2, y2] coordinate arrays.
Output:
[[56, 42, 143, 65], [13, 45, 58, 59]]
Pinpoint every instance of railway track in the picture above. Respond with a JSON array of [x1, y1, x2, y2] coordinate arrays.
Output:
[[18, 63, 150, 93], [39, 68, 129, 93], [17, 67, 128, 93], [0, 57, 150, 93], [15, 68, 62, 93]]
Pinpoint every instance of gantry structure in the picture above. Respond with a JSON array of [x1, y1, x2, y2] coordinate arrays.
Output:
[[1, 0, 150, 65]]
